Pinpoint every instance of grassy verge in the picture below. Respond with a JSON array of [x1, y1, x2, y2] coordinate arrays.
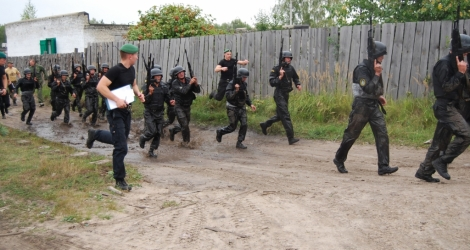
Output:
[[0, 126, 141, 225], [185, 91, 436, 147]]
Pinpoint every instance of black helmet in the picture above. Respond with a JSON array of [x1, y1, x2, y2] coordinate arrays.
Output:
[[87, 65, 96, 71], [23, 68, 32, 75], [153, 64, 162, 70], [151, 68, 163, 77], [101, 63, 109, 69], [372, 41, 387, 58], [53, 64, 61, 71], [74, 64, 81, 70], [237, 68, 249, 78], [173, 65, 185, 76], [282, 51, 293, 60], [60, 70, 68, 76], [169, 67, 175, 78], [450, 34, 470, 54]]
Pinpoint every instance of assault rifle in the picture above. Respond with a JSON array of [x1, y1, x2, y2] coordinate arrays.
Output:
[[278, 37, 286, 68], [451, 2, 464, 62], [97, 52, 101, 77], [232, 52, 240, 85], [184, 49, 194, 78], [81, 50, 88, 82], [142, 53, 152, 85], [367, 16, 376, 64], [175, 54, 180, 68]]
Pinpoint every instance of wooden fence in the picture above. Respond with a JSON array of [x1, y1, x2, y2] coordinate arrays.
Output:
[[7, 19, 470, 100]]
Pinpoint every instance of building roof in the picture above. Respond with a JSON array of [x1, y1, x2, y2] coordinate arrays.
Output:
[[5, 12, 90, 26]]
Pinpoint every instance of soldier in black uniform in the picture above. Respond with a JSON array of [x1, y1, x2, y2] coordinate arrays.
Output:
[[216, 68, 256, 149], [415, 34, 470, 182], [71, 64, 84, 117], [98, 63, 109, 120], [50, 70, 76, 124], [164, 67, 182, 137], [210, 49, 249, 101], [333, 41, 399, 175], [47, 64, 61, 113], [82, 65, 100, 126], [169, 66, 200, 144], [139, 68, 175, 157], [15, 68, 39, 125], [259, 51, 301, 145]]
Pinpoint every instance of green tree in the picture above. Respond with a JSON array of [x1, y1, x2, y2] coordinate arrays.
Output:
[[0, 24, 6, 44], [327, 0, 470, 26], [127, 4, 226, 40], [215, 18, 253, 33], [252, 9, 282, 31], [20, 0, 37, 20], [90, 17, 105, 24], [269, 0, 340, 28]]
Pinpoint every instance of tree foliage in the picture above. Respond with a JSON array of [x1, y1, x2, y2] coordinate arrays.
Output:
[[20, 0, 37, 20], [215, 18, 253, 33], [0, 25, 6, 44], [89, 18, 104, 24], [252, 10, 282, 31], [271, 0, 339, 28], [127, 4, 226, 40], [327, 0, 470, 26]]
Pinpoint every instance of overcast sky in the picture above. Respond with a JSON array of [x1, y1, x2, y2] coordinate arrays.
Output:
[[0, 0, 275, 26]]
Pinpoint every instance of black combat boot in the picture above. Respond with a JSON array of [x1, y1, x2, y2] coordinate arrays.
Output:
[[115, 179, 132, 191], [209, 90, 216, 99], [259, 122, 267, 135], [333, 158, 348, 173], [378, 166, 399, 175], [432, 158, 450, 180], [148, 150, 157, 158], [415, 169, 440, 183], [50, 112, 56, 121], [288, 138, 300, 145], [86, 129, 96, 149], [139, 135, 146, 149], [169, 128, 175, 141], [236, 141, 247, 149], [21, 111, 26, 121], [216, 129, 222, 142], [25, 110, 34, 125]]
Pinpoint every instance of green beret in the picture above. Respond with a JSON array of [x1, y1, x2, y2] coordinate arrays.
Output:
[[0, 52, 6, 59], [119, 44, 138, 54]]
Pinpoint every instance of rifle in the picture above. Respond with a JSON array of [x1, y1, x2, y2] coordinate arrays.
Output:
[[97, 52, 101, 76], [81, 51, 87, 82], [175, 54, 180, 68], [367, 16, 376, 64], [451, 2, 463, 62], [142, 52, 152, 91], [278, 37, 285, 67], [232, 52, 239, 83], [71, 57, 75, 78], [184, 49, 194, 78]]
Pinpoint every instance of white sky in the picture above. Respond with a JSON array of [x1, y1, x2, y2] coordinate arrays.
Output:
[[0, 0, 275, 26]]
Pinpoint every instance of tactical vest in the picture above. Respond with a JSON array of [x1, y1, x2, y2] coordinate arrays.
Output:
[[432, 54, 464, 101], [226, 80, 249, 108], [352, 61, 383, 99]]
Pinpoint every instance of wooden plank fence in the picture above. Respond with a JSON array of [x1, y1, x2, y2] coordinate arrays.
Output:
[[7, 19, 470, 100]]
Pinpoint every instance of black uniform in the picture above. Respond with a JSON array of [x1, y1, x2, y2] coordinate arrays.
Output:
[[50, 79, 75, 123], [47, 73, 60, 112], [140, 83, 172, 152], [82, 74, 99, 125], [416, 54, 470, 181], [171, 77, 200, 142], [334, 59, 397, 175], [212, 58, 237, 101], [260, 63, 300, 142], [70, 71, 84, 115], [217, 79, 253, 145], [16, 76, 39, 124]]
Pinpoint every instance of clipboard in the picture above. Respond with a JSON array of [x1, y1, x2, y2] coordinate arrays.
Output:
[[105, 84, 135, 110]]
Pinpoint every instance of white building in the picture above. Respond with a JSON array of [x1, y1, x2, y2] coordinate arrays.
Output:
[[5, 12, 131, 56]]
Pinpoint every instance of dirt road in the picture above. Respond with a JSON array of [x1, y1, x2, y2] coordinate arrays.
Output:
[[1, 102, 470, 250]]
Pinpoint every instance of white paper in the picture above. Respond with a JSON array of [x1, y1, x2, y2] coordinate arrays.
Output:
[[105, 84, 135, 110]]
